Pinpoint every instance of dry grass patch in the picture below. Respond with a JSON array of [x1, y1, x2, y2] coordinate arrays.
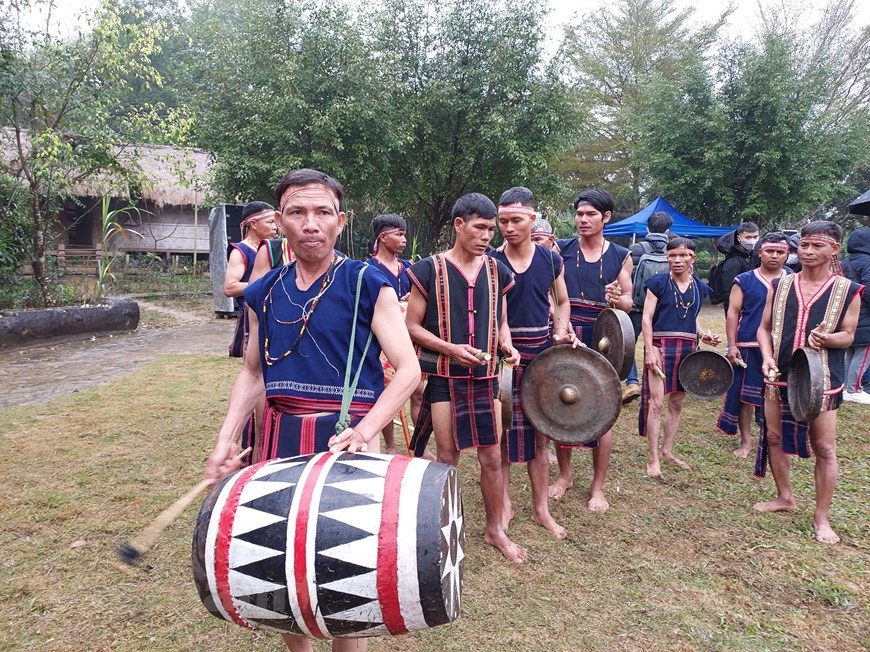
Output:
[[0, 324, 867, 651]]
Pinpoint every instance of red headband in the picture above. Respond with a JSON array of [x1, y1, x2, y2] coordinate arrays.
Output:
[[531, 230, 554, 238], [372, 227, 405, 255], [278, 184, 340, 215], [759, 242, 789, 252], [498, 206, 536, 218], [241, 209, 275, 226], [799, 235, 839, 247]]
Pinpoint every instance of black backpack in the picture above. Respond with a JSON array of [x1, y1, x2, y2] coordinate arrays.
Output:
[[709, 254, 751, 305], [632, 242, 669, 310], [708, 260, 728, 305]]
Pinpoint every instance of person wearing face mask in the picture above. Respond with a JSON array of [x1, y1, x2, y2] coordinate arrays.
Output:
[[712, 222, 760, 314], [786, 233, 802, 273]]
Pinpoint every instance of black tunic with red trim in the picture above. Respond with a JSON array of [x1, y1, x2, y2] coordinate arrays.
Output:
[[769, 273, 864, 400], [406, 254, 514, 379]]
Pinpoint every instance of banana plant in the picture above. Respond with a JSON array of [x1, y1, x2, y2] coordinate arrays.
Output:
[[94, 195, 148, 301]]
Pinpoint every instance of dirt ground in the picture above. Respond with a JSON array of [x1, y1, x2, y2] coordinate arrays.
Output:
[[0, 301, 234, 407]]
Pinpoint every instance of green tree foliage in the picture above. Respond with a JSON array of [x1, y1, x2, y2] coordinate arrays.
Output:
[[557, 0, 728, 213], [187, 0, 397, 206], [368, 0, 576, 246], [637, 0, 870, 228], [0, 0, 191, 305], [187, 0, 576, 250]]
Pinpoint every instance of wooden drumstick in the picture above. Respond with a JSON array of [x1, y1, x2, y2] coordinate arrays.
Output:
[[116, 446, 252, 568]]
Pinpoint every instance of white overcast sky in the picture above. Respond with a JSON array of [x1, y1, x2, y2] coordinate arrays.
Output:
[[26, 0, 870, 43]]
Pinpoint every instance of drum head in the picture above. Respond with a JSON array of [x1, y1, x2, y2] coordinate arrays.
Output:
[[591, 308, 636, 380], [788, 347, 824, 422], [521, 345, 621, 445], [678, 350, 733, 400], [497, 362, 513, 431]]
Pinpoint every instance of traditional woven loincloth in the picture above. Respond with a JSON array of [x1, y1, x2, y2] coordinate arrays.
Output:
[[638, 336, 696, 438], [410, 377, 498, 457]]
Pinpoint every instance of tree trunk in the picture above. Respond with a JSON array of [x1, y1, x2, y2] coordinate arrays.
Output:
[[29, 197, 53, 307]]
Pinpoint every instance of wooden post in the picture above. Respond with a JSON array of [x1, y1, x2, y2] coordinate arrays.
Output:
[[57, 243, 66, 273]]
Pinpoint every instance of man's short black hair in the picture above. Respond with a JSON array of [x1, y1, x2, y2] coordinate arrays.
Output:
[[242, 201, 274, 220], [737, 221, 760, 235], [453, 193, 497, 221], [647, 211, 673, 234], [573, 188, 614, 216], [760, 231, 790, 246], [274, 168, 344, 212], [800, 220, 843, 242], [372, 213, 407, 237], [667, 236, 696, 252], [498, 186, 535, 208]]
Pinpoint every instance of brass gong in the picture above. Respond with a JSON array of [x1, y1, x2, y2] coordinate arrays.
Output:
[[521, 345, 621, 445], [677, 349, 733, 400], [788, 347, 824, 422], [591, 308, 636, 380]]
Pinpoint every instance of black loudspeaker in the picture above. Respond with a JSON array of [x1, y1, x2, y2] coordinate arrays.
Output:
[[209, 204, 246, 316]]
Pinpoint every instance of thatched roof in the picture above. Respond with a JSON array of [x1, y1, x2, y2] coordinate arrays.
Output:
[[1, 128, 213, 208]]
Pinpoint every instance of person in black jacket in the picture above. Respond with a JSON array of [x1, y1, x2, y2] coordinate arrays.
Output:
[[841, 226, 870, 403], [715, 222, 759, 313]]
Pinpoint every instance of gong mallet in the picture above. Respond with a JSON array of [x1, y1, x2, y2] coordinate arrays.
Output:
[[116, 446, 252, 567]]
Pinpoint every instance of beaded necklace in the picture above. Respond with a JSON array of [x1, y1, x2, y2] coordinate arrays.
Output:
[[668, 273, 696, 320], [262, 256, 336, 365], [576, 238, 606, 301]]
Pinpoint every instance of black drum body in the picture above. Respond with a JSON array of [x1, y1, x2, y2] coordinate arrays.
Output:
[[192, 452, 465, 639]]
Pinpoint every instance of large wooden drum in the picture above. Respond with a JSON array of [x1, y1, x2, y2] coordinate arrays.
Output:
[[192, 452, 465, 639]]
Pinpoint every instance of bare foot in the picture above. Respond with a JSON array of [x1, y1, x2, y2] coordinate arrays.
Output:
[[386, 446, 397, 456], [587, 491, 609, 513], [483, 529, 528, 563], [647, 461, 662, 478], [531, 510, 568, 539], [732, 446, 750, 459], [663, 453, 691, 470], [548, 478, 572, 499], [502, 503, 514, 531], [813, 518, 840, 544], [753, 497, 796, 512]]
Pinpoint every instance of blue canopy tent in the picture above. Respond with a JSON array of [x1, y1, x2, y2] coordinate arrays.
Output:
[[603, 196, 735, 240]]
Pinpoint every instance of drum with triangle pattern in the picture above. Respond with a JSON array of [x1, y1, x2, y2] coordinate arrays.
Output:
[[192, 452, 465, 639]]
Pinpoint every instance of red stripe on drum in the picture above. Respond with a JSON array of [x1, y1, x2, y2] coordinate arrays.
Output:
[[395, 457, 428, 631], [215, 464, 262, 630], [292, 453, 331, 639], [377, 455, 413, 634]]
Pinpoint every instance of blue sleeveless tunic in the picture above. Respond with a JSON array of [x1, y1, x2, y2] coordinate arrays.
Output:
[[557, 237, 629, 345], [243, 258, 390, 457], [489, 245, 564, 463], [366, 257, 413, 297], [717, 269, 788, 435], [227, 241, 259, 358]]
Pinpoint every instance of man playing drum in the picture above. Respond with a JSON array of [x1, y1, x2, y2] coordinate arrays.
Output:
[[489, 187, 574, 539], [206, 168, 420, 651], [717, 232, 791, 458], [640, 237, 720, 478], [756, 221, 863, 544], [551, 189, 633, 511], [405, 192, 526, 563]]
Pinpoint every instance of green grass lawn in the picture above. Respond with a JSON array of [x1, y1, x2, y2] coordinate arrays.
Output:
[[0, 323, 867, 651]]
